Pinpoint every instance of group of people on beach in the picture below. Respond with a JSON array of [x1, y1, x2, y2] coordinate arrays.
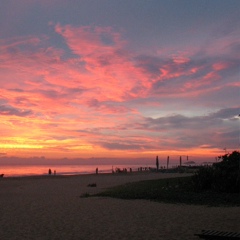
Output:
[[48, 169, 56, 175]]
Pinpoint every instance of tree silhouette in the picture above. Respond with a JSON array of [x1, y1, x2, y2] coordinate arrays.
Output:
[[192, 151, 240, 193]]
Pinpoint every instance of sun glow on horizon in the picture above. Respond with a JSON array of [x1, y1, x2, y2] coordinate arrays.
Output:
[[0, 144, 43, 149]]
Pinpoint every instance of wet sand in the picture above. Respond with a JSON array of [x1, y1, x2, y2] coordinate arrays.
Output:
[[0, 172, 239, 239]]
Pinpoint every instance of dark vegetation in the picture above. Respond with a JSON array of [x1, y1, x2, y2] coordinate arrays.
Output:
[[95, 151, 240, 206], [192, 151, 240, 193]]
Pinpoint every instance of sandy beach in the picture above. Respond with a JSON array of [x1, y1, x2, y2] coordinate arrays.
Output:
[[0, 172, 239, 240]]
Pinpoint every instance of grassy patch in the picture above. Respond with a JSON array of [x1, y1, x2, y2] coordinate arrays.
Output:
[[80, 192, 91, 198], [94, 177, 240, 206]]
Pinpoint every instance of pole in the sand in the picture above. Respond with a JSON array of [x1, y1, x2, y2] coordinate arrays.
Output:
[[156, 156, 159, 171], [167, 156, 169, 169]]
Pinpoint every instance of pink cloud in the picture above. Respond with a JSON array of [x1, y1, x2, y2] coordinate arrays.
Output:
[[203, 71, 221, 81], [172, 55, 190, 64], [3, 23, 234, 113], [212, 62, 230, 71], [54, 24, 125, 56], [53, 24, 151, 100]]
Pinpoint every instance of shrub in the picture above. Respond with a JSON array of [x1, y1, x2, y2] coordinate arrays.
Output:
[[192, 151, 240, 193], [191, 167, 214, 191]]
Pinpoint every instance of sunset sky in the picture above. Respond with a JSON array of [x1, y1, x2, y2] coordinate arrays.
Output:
[[0, 0, 239, 163]]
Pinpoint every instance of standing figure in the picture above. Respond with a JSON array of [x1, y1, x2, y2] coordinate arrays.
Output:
[[48, 169, 52, 175]]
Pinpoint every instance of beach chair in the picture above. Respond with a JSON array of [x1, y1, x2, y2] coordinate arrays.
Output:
[[195, 230, 240, 239]]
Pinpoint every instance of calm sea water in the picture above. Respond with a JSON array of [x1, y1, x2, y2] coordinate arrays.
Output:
[[0, 164, 156, 177]]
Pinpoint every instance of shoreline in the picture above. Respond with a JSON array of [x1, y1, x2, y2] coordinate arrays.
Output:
[[0, 168, 194, 181], [0, 163, 200, 178], [0, 165, 198, 179], [0, 171, 165, 181]]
